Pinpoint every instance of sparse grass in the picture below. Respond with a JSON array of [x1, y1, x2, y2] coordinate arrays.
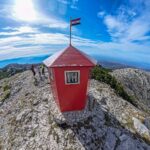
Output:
[[19, 98, 25, 109], [91, 66, 137, 106], [48, 110, 53, 124], [30, 129, 36, 137], [0, 82, 11, 103], [50, 127, 59, 143], [3, 84, 11, 91], [68, 133, 75, 145], [0, 138, 3, 150], [3, 90, 11, 99], [7, 127, 15, 147], [0, 90, 11, 103], [9, 116, 17, 126]]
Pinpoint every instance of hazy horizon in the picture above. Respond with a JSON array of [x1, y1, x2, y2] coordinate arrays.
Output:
[[0, 54, 150, 70]]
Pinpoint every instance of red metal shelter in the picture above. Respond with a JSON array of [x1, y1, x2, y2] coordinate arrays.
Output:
[[43, 45, 97, 112]]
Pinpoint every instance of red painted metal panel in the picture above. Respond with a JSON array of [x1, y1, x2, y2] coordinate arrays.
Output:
[[53, 66, 91, 112], [45, 45, 96, 112], [52, 46, 95, 67], [44, 45, 97, 67]]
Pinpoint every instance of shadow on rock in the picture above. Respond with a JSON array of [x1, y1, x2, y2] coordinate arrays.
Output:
[[60, 94, 150, 150]]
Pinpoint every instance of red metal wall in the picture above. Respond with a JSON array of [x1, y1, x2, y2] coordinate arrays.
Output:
[[51, 66, 91, 112]]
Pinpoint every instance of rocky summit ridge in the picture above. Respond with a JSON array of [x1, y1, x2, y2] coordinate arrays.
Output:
[[112, 68, 150, 114], [0, 68, 150, 150]]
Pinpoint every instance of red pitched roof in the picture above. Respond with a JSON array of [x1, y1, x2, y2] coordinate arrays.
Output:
[[43, 45, 97, 67]]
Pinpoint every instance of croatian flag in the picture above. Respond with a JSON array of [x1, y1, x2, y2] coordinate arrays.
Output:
[[71, 18, 81, 26]]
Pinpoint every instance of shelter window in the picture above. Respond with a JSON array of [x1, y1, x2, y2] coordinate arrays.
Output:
[[65, 71, 80, 84]]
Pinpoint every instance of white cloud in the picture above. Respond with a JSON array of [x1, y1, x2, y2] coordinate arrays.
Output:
[[97, 11, 106, 18], [0, 36, 21, 47], [104, 15, 129, 41], [58, 0, 79, 9], [0, 32, 97, 49], [2, 27, 14, 30], [0, 31, 99, 60], [46, 22, 69, 29], [71, 0, 79, 9], [125, 19, 150, 42], [102, 0, 150, 42], [104, 16, 122, 29], [0, 45, 55, 60], [0, 26, 38, 36], [0, 30, 149, 66], [0, 1, 68, 29]]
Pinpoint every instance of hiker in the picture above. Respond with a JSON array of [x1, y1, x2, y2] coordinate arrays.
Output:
[[37, 65, 42, 80], [31, 65, 36, 76], [41, 64, 45, 76]]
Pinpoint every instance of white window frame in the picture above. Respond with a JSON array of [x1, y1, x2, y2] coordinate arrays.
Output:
[[65, 70, 80, 85]]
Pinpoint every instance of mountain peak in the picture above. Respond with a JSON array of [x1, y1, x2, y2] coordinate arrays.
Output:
[[0, 68, 150, 149]]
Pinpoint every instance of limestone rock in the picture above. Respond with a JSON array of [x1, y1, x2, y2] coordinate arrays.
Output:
[[112, 68, 150, 114], [144, 117, 150, 130], [132, 117, 150, 141], [16, 109, 31, 122]]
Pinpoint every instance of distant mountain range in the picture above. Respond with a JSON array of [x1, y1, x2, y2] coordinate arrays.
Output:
[[0, 55, 149, 71], [0, 63, 42, 80], [98, 61, 133, 69], [99, 61, 150, 71], [0, 55, 48, 68]]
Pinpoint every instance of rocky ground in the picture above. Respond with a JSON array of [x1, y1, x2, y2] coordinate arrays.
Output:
[[0, 69, 150, 150], [112, 68, 150, 114]]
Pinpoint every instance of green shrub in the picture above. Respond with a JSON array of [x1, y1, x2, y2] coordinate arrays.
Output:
[[91, 66, 136, 106], [0, 71, 9, 80], [0, 69, 23, 80]]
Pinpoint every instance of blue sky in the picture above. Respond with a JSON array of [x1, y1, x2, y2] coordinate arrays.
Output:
[[0, 0, 150, 68]]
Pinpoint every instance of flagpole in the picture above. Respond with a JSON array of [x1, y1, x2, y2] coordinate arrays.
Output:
[[69, 17, 81, 46], [70, 17, 72, 46]]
